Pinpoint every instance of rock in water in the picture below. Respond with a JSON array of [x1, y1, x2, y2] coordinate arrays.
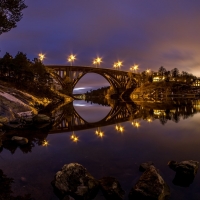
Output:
[[52, 163, 99, 200], [11, 136, 28, 145], [129, 165, 170, 200], [168, 160, 199, 187], [139, 161, 154, 172], [99, 177, 125, 200], [168, 160, 199, 175]]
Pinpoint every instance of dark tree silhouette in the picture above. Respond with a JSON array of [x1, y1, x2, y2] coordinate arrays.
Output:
[[0, 0, 27, 34], [158, 66, 167, 76], [171, 68, 180, 77]]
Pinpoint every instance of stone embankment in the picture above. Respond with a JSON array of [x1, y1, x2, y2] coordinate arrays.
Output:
[[52, 160, 199, 200]]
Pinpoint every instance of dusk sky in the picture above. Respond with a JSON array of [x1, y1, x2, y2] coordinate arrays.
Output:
[[1, 0, 200, 90]]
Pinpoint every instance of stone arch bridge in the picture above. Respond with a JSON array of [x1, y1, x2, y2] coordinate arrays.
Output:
[[46, 65, 140, 96]]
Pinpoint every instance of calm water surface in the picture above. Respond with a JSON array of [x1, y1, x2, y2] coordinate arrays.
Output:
[[1, 99, 200, 199]]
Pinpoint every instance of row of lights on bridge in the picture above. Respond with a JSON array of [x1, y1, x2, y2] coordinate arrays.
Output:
[[38, 53, 151, 73]]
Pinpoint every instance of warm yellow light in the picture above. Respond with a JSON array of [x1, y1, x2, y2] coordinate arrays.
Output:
[[71, 134, 75, 139], [146, 69, 151, 73], [95, 130, 99, 135], [113, 61, 123, 70], [73, 136, 78, 142], [93, 57, 102, 66], [99, 131, 104, 138], [117, 61, 122, 68], [42, 140, 49, 147], [133, 64, 138, 70], [68, 54, 76, 65], [119, 126, 124, 132], [115, 124, 124, 132], [96, 57, 102, 64], [135, 122, 140, 128], [115, 125, 119, 130], [147, 118, 152, 122], [38, 53, 45, 61]]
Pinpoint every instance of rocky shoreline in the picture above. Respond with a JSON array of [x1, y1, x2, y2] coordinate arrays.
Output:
[[51, 160, 199, 200]]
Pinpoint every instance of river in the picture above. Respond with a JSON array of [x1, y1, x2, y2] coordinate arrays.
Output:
[[0, 98, 200, 199]]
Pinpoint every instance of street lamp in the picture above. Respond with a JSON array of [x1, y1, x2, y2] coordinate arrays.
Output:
[[146, 69, 151, 74], [113, 61, 123, 70], [38, 53, 45, 62], [93, 57, 102, 68], [68, 54, 76, 66], [130, 64, 139, 73], [42, 140, 49, 147]]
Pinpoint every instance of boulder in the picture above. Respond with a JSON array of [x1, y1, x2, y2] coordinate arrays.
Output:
[[52, 163, 99, 200], [33, 114, 50, 124], [168, 160, 199, 187], [129, 165, 170, 200], [139, 161, 154, 172], [99, 176, 125, 200], [168, 160, 199, 175], [11, 136, 28, 145]]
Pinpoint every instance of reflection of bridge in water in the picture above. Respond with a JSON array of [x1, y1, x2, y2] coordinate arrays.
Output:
[[49, 98, 200, 134], [50, 102, 140, 133]]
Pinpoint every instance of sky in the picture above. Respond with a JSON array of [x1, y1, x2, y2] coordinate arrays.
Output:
[[1, 0, 200, 91]]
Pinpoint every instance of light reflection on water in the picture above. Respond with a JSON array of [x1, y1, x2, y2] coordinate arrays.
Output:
[[0, 100, 200, 199]]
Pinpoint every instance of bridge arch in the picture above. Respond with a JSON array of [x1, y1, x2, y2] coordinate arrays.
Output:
[[46, 65, 140, 95], [73, 71, 122, 93]]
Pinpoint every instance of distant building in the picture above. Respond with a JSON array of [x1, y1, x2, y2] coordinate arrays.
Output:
[[192, 79, 200, 87]]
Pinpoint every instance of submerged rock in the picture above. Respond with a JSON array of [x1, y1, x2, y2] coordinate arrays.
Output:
[[129, 165, 170, 200], [52, 163, 99, 200], [11, 136, 28, 145], [99, 176, 125, 200], [168, 160, 199, 187], [139, 161, 154, 172]]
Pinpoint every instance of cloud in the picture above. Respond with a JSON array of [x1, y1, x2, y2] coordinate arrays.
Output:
[[1, 0, 200, 78]]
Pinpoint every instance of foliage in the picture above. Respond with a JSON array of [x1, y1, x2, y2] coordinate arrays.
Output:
[[170, 68, 180, 77], [0, 0, 27, 34], [0, 52, 56, 99], [158, 66, 166, 75]]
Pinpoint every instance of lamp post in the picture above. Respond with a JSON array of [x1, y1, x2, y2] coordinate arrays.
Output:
[[93, 57, 102, 68], [113, 61, 123, 70], [68, 54, 76, 66], [146, 69, 151, 75], [130, 64, 139, 73], [38, 53, 45, 62]]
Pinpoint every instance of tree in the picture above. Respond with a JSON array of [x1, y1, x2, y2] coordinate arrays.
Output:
[[0, 0, 27, 35], [171, 68, 180, 77], [158, 66, 166, 76]]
